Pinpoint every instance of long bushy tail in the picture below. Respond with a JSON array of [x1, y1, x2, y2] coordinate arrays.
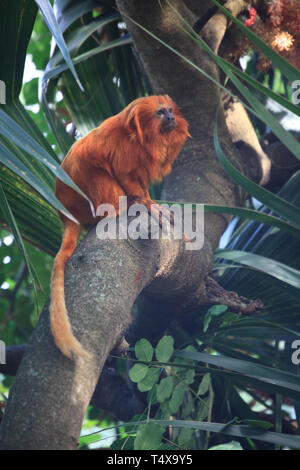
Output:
[[50, 220, 90, 359]]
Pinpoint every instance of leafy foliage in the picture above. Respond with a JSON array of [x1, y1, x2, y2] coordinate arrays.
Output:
[[83, 332, 300, 450]]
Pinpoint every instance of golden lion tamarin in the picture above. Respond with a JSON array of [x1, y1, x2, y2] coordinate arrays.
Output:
[[50, 95, 190, 359]]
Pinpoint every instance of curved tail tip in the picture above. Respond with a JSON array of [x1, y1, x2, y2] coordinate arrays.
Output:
[[56, 339, 92, 360]]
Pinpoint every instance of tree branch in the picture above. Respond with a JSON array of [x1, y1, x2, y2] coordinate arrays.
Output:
[[204, 274, 264, 314], [0, 232, 160, 449], [223, 94, 271, 186], [0, 343, 145, 422], [200, 0, 249, 53], [263, 139, 300, 190]]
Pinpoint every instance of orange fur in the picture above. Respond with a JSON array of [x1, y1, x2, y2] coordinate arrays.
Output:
[[50, 95, 190, 359]]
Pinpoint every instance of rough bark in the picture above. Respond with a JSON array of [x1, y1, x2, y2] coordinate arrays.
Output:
[[263, 140, 300, 189], [0, 234, 159, 449], [0, 344, 145, 422], [0, 0, 267, 449]]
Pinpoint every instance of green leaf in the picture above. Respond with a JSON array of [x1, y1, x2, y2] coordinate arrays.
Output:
[[110, 436, 135, 450], [35, 0, 83, 91], [55, 0, 100, 34], [178, 427, 194, 448], [197, 374, 211, 396], [155, 335, 174, 363], [0, 108, 95, 219], [160, 401, 172, 420], [0, 184, 39, 291], [202, 204, 300, 240], [27, 9, 51, 70], [78, 433, 101, 446], [242, 420, 273, 430], [156, 376, 174, 403], [181, 369, 195, 385], [209, 441, 243, 451], [157, 199, 300, 241], [197, 398, 210, 421], [47, 11, 120, 68], [0, 108, 60, 181], [169, 382, 188, 414], [135, 338, 153, 362], [182, 400, 194, 419], [208, 304, 228, 316], [128, 363, 148, 383], [175, 350, 300, 400], [43, 36, 135, 137], [0, 142, 76, 222], [219, 312, 240, 328], [0, 164, 61, 255], [41, 95, 74, 156], [204, 305, 228, 332], [22, 78, 39, 106], [137, 367, 161, 392], [0, 0, 37, 100], [42, 36, 132, 83], [134, 422, 164, 450], [226, 64, 300, 118], [216, 250, 300, 290], [154, 420, 300, 449], [203, 314, 212, 334]]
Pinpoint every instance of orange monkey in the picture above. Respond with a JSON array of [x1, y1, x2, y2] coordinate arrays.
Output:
[[50, 95, 190, 359]]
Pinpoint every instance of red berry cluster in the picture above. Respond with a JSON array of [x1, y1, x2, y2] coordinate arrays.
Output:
[[244, 7, 257, 27], [227, 0, 300, 70]]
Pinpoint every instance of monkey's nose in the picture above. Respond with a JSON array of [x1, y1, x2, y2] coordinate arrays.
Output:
[[166, 112, 175, 121]]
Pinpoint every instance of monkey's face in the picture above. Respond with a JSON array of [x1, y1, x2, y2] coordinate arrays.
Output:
[[156, 106, 176, 133], [123, 95, 189, 144]]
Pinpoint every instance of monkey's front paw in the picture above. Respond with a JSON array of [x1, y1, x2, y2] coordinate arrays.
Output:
[[127, 196, 174, 230]]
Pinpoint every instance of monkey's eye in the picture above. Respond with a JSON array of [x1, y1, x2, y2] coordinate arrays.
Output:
[[157, 108, 166, 115], [168, 108, 172, 113]]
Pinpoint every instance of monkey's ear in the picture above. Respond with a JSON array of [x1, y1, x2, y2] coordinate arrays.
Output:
[[125, 106, 144, 144]]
